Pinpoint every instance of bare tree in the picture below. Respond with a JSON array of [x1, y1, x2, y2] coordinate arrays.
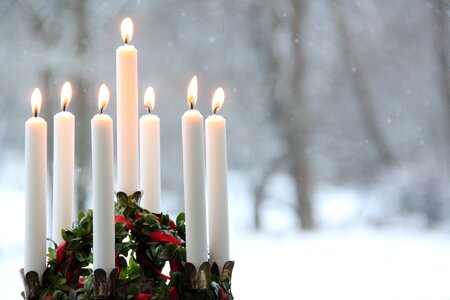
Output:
[[243, 2, 283, 230], [71, 0, 91, 215], [331, 2, 394, 167], [283, 0, 315, 229], [247, 0, 315, 230], [434, 0, 450, 152], [281, 0, 315, 230]]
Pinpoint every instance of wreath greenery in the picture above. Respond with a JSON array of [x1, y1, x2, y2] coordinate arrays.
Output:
[[22, 192, 233, 300]]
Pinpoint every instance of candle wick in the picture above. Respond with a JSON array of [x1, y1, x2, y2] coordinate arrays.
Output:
[[100, 106, 104, 114], [190, 102, 194, 110], [213, 107, 218, 114], [63, 103, 67, 112], [147, 107, 152, 114], [124, 37, 128, 45], [34, 110, 37, 118]]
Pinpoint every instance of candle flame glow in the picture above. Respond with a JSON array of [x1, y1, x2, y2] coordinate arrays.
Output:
[[60, 81, 72, 111], [98, 84, 110, 113], [121, 17, 133, 44], [212, 87, 225, 114], [187, 76, 198, 109], [144, 86, 156, 113], [31, 88, 42, 117]]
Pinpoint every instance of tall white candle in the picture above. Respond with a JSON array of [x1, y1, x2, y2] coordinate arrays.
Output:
[[52, 82, 74, 245], [25, 88, 47, 278], [205, 88, 230, 267], [182, 76, 208, 267], [139, 87, 161, 212], [92, 85, 115, 274], [116, 17, 139, 195]]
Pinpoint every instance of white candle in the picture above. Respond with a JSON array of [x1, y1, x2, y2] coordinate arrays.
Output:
[[52, 82, 74, 245], [182, 76, 208, 267], [205, 88, 230, 267], [139, 87, 161, 212], [25, 88, 47, 278], [116, 17, 139, 195], [92, 85, 115, 274]]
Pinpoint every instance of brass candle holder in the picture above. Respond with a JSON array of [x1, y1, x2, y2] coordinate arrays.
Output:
[[184, 260, 234, 291], [20, 191, 234, 299], [19, 269, 42, 300], [92, 268, 118, 299]]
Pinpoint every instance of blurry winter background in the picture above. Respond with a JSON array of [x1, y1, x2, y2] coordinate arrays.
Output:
[[1, 0, 450, 299]]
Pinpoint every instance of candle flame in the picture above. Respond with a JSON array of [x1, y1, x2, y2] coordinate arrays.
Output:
[[31, 88, 42, 117], [121, 17, 133, 44], [212, 87, 225, 114], [98, 84, 110, 113], [144, 86, 156, 113], [187, 76, 198, 109], [60, 81, 72, 111]]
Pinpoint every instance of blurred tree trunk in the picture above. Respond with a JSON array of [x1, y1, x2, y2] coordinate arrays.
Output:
[[428, 0, 449, 227], [332, 3, 394, 166], [285, 0, 315, 230], [72, 0, 91, 215], [434, 0, 450, 152], [248, 0, 315, 230], [252, 5, 286, 230], [245, 2, 279, 230], [252, 166, 272, 230]]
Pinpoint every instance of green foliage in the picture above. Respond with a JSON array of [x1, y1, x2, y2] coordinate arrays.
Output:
[[24, 192, 232, 299]]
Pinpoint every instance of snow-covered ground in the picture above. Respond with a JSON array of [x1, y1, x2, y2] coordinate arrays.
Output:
[[232, 228, 450, 300], [2, 170, 450, 299], [227, 174, 450, 300]]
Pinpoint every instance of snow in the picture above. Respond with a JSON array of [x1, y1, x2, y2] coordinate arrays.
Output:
[[2, 176, 450, 299], [226, 176, 450, 300], [0, 187, 25, 300], [231, 228, 450, 300], [316, 187, 362, 226]]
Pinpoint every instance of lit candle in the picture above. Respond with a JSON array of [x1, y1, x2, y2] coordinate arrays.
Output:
[[139, 87, 161, 212], [182, 76, 208, 267], [91, 84, 115, 274], [52, 81, 75, 245], [205, 88, 230, 267], [25, 88, 47, 278], [116, 17, 139, 195]]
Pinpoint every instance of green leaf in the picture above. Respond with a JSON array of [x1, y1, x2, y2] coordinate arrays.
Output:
[[161, 214, 170, 227], [47, 247, 56, 261], [176, 212, 185, 225], [78, 211, 86, 221]]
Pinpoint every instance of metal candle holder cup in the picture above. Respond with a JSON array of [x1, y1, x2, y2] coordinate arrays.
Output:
[[92, 268, 118, 299], [19, 269, 42, 300], [183, 261, 234, 291]]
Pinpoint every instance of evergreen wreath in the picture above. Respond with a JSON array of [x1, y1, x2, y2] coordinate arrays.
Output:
[[21, 192, 233, 300]]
